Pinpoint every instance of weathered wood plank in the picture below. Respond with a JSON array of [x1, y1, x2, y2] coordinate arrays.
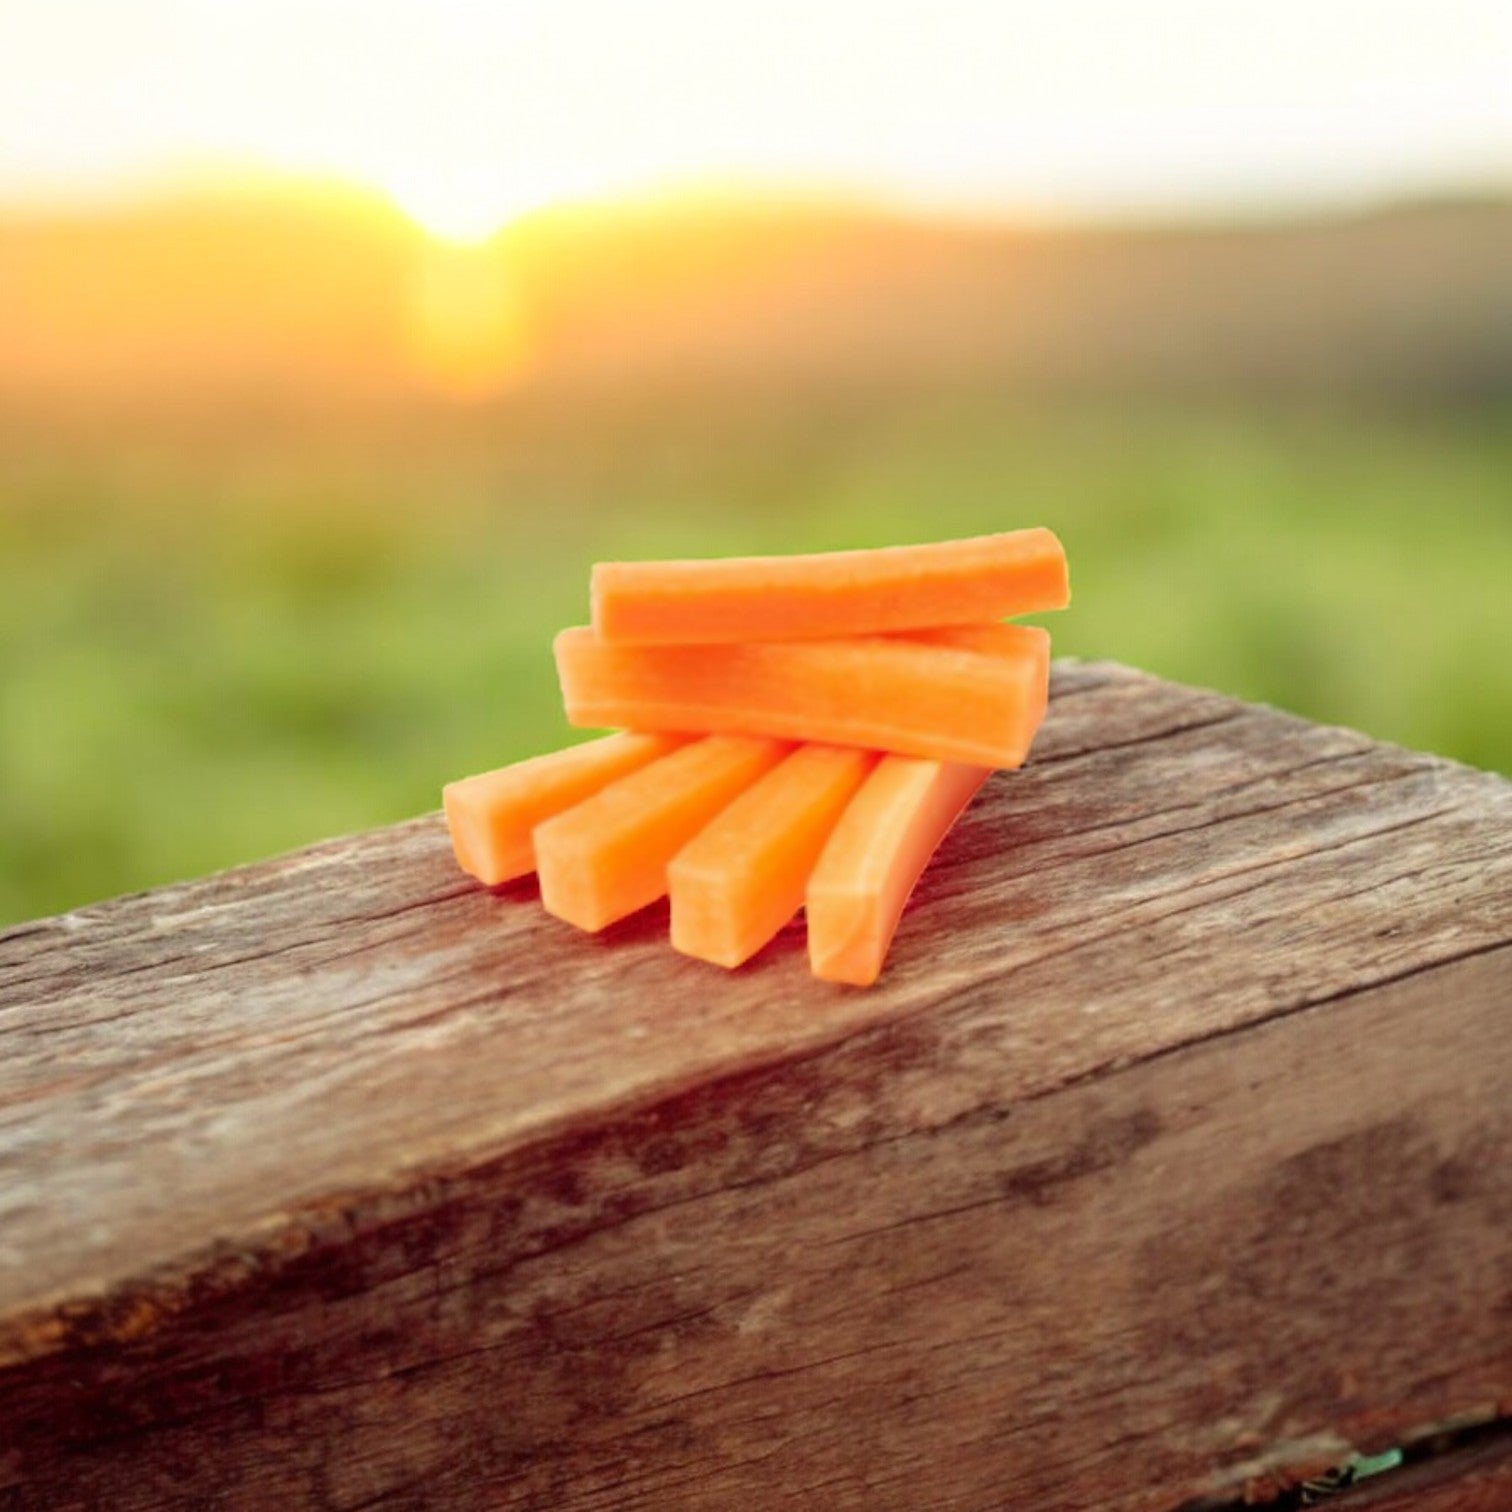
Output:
[[1, 660, 1508, 1509]]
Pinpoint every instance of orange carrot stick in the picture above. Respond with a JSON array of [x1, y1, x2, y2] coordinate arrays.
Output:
[[807, 757, 991, 986], [554, 623, 1051, 769], [534, 735, 790, 932], [668, 744, 878, 969], [591, 529, 1068, 644], [443, 732, 686, 886]]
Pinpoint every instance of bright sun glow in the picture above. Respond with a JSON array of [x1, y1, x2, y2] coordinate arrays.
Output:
[[378, 163, 562, 246], [387, 183, 515, 245]]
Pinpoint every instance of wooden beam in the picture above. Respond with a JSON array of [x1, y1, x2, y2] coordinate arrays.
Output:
[[2, 662, 1509, 1509]]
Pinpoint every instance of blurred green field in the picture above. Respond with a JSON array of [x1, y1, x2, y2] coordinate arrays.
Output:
[[2, 396, 1510, 925]]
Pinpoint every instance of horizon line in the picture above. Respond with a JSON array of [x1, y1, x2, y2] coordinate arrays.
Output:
[[0, 163, 1508, 244]]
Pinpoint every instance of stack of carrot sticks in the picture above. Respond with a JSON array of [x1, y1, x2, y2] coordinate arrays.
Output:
[[443, 528, 1068, 985]]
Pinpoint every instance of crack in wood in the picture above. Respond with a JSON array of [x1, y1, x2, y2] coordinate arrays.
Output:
[[1033, 705, 1249, 766], [1169, 1411, 1512, 1511], [975, 743, 1383, 855]]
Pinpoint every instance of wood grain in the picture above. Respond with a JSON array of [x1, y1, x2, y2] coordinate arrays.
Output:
[[1, 660, 1508, 1509]]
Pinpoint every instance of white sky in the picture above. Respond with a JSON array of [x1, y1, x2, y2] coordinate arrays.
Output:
[[3, 0, 1510, 235]]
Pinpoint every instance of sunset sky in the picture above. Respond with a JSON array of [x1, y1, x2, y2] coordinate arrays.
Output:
[[4, 0, 1510, 241]]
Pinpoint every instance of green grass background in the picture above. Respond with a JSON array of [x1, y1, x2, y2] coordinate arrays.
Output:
[[3, 397, 1509, 925]]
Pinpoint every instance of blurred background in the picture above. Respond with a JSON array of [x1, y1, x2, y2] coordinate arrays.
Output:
[[2, 0, 1510, 924]]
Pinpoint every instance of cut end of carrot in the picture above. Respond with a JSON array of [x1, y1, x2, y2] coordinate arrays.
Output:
[[535, 861, 620, 934], [805, 893, 886, 987], [442, 781, 532, 887], [666, 879, 756, 969]]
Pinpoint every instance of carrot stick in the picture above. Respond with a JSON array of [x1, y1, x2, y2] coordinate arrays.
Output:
[[554, 623, 1051, 769], [807, 757, 991, 986], [534, 735, 790, 932], [591, 529, 1068, 644], [668, 744, 878, 969], [443, 732, 686, 886]]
